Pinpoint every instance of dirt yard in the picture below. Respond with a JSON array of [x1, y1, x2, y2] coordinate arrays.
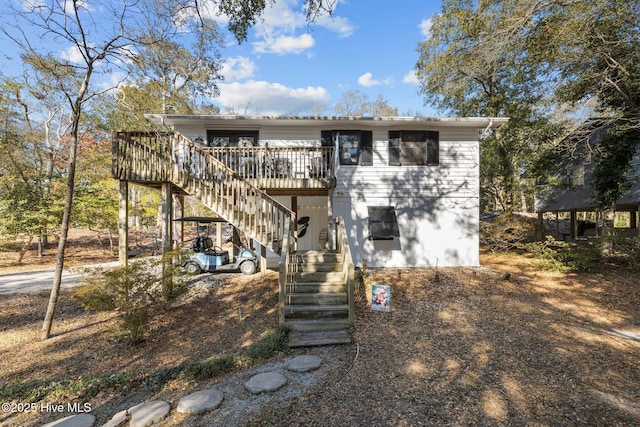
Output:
[[1, 231, 639, 426]]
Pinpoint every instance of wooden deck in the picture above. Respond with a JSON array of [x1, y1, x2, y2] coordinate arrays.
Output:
[[112, 131, 336, 191], [112, 130, 353, 345]]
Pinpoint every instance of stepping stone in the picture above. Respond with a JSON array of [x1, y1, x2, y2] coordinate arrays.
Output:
[[285, 355, 323, 372], [128, 400, 171, 427], [177, 388, 224, 415], [244, 371, 288, 394], [40, 414, 95, 427], [101, 409, 129, 427]]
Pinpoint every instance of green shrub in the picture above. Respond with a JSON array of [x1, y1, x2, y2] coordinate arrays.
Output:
[[73, 252, 188, 344], [525, 236, 600, 272], [591, 235, 640, 271]]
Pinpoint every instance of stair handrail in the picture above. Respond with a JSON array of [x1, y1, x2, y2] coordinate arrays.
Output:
[[113, 131, 296, 257], [114, 130, 299, 326], [279, 219, 292, 324], [171, 132, 297, 255], [335, 217, 355, 325]]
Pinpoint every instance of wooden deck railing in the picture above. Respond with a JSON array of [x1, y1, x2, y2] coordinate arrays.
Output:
[[171, 133, 297, 255], [335, 217, 355, 325], [112, 131, 173, 182], [203, 146, 335, 189], [113, 131, 350, 328], [112, 131, 297, 258]]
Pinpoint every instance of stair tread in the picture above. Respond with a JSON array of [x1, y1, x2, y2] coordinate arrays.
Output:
[[284, 319, 351, 331], [288, 329, 351, 347], [285, 304, 349, 311], [287, 292, 347, 297]]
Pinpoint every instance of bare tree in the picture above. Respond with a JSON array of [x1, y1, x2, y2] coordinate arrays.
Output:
[[1, 0, 335, 340]]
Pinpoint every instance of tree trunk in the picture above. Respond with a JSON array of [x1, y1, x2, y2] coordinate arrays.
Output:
[[108, 228, 115, 254], [16, 235, 34, 263], [41, 162, 77, 339], [38, 237, 43, 258], [599, 205, 616, 256], [41, 116, 81, 340]]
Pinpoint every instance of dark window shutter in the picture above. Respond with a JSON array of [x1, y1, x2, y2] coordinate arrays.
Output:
[[426, 131, 439, 165], [388, 131, 401, 166], [360, 131, 373, 166], [321, 130, 333, 147]]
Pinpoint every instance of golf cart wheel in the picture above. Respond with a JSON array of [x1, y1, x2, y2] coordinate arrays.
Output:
[[184, 262, 201, 275], [240, 260, 256, 275]]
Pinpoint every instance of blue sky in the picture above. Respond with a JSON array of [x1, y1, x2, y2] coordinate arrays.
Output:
[[1, 0, 441, 117], [215, 0, 440, 116]]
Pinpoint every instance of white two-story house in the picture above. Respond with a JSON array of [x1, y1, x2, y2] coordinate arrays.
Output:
[[135, 114, 506, 267], [112, 115, 507, 345]]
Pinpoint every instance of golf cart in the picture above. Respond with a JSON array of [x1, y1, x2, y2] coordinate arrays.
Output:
[[174, 217, 258, 275]]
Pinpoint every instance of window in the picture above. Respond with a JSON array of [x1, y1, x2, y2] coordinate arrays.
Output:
[[207, 130, 258, 147], [388, 131, 439, 166], [321, 130, 373, 166], [568, 165, 584, 188], [367, 206, 400, 240]]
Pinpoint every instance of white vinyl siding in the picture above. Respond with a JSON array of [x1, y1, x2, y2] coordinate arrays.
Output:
[[173, 119, 484, 268], [333, 128, 480, 268], [334, 129, 479, 199]]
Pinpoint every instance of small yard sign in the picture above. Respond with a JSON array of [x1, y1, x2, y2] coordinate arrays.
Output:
[[371, 284, 391, 312]]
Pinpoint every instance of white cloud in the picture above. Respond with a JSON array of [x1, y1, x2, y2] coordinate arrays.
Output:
[[60, 45, 85, 64], [218, 0, 354, 55], [258, 0, 306, 34], [358, 72, 379, 87], [253, 33, 315, 55], [316, 14, 356, 38], [221, 56, 257, 81], [357, 72, 393, 88], [217, 80, 330, 115], [419, 17, 433, 38], [403, 70, 419, 85]]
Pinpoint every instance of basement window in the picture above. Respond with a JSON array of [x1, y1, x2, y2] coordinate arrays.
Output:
[[367, 206, 400, 240]]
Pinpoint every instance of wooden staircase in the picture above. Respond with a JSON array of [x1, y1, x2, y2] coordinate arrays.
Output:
[[112, 131, 354, 347], [284, 233, 354, 347]]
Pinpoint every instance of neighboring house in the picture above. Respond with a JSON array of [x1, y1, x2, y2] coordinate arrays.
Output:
[[535, 118, 640, 238], [112, 115, 506, 345]]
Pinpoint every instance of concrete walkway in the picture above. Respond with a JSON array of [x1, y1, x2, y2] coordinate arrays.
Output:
[[40, 355, 324, 427], [0, 262, 120, 295]]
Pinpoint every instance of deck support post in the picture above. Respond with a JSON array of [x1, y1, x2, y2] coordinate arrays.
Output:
[[118, 180, 129, 266], [260, 243, 267, 273], [216, 222, 223, 248], [160, 182, 173, 255], [537, 211, 544, 240], [175, 195, 184, 247]]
